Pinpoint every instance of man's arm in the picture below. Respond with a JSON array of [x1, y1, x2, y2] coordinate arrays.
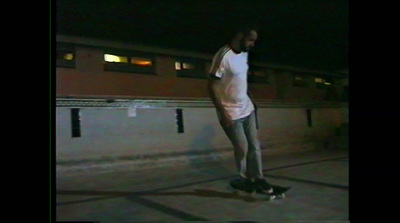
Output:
[[207, 77, 233, 127]]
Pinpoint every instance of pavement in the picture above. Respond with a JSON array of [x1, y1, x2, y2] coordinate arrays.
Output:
[[55, 149, 349, 223]]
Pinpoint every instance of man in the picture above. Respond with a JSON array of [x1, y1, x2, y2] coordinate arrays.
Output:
[[207, 26, 273, 194]]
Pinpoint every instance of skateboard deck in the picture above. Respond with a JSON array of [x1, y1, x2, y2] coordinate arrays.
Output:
[[229, 179, 291, 200], [258, 184, 291, 199]]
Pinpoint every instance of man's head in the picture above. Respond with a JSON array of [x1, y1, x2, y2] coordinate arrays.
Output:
[[238, 29, 258, 52], [232, 25, 259, 52]]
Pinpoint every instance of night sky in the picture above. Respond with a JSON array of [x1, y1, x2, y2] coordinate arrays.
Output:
[[56, 0, 348, 72]]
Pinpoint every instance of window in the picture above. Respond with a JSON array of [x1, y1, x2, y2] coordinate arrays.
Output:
[[248, 66, 271, 84], [176, 62, 196, 70], [56, 43, 75, 68], [315, 77, 334, 89], [175, 58, 206, 79], [104, 54, 128, 63], [293, 74, 309, 87], [131, 57, 153, 66], [104, 51, 155, 74]]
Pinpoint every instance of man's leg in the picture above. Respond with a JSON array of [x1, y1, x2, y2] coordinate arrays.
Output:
[[243, 111, 264, 179], [220, 118, 249, 179], [242, 111, 274, 193]]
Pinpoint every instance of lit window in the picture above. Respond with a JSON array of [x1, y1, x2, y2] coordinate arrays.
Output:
[[315, 77, 334, 88], [63, 53, 73, 60], [104, 54, 128, 63], [104, 52, 156, 74], [175, 62, 195, 70], [131, 57, 152, 66], [57, 51, 74, 61], [315, 78, 324, 83], [182, 63, 195, 69], [175, 59, 206, 79], [56, 46, 75, 68], [175, 62, 182, 70]]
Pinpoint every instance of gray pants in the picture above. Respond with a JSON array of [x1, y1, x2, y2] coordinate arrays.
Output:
[[220, 111, 264, 179]]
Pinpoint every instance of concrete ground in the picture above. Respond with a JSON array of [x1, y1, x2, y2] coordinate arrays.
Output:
[[55, 149, 349, 223]]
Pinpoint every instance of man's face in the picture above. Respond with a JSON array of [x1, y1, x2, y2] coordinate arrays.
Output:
[[240, 30, 258, 52]]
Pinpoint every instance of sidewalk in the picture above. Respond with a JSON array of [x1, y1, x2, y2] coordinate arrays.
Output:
[[55, 149, 349, 222]]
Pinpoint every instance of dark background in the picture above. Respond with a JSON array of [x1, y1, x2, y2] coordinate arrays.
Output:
[[56, 0, 348, 72]]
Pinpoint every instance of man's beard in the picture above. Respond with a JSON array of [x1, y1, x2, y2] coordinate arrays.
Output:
[[240, 40, 252, 52]]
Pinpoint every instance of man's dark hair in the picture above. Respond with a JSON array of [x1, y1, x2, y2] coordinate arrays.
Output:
[[223, 20, 260, 42], [228, 20, 260, 41], [235, 24, 259, 36]]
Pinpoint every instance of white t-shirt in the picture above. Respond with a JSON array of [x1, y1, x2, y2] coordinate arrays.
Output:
[[209, 45, 255, 120]]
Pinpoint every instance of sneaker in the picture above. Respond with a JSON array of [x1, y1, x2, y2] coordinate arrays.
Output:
[[229, 178, 256, 194], [255, 178, 274, 194]]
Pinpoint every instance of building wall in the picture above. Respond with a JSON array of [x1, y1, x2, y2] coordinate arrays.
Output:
[[57, 46, 208, 98], [57, 68, 210, 98], [55, 36, 348, 168], [56, 41, 342, 101], [56, 104, 348, 163]]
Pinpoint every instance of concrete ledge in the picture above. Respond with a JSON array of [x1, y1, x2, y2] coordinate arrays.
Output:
[[56, 142, 319, 176], [56, 97, 348, 109]]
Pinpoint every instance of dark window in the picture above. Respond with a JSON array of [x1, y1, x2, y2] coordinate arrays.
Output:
[[248, 66, 270, 84], [293, 74, 309, 87]]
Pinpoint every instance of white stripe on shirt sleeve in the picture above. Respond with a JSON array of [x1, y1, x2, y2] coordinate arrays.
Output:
[[209, 46, 230, 79]]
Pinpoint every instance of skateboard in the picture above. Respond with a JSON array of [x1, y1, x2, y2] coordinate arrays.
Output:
[[229, 179, 291, 200], [257, 184, 291, 200]]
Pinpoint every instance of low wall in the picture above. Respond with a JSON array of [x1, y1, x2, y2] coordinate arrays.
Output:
[[55, 98, 348, 173]]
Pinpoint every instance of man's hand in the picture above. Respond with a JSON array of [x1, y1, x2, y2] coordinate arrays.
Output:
[[220, 112, 233, 127]]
